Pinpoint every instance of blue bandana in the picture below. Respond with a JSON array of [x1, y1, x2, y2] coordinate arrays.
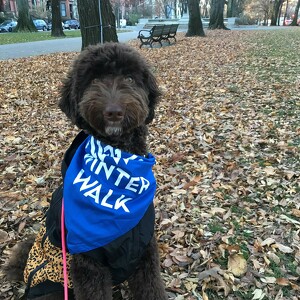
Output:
[[63, 136, 156, 254]]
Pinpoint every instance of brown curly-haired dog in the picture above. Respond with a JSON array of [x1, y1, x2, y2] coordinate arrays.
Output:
[[4, 43, 168, 300]]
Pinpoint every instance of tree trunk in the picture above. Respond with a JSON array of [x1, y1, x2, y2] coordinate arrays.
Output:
[[174, 0, 178, 18], [277, 1, 283, 25], [227, 0, 246, 17], [227, 0, 235, 17], [290, 0, 300, 26], [15, 0, 36, 32], [51, 0, 65, 37], [186, 0, 205, 37], [78, 0, 118, 50], [202, 0, 209, 17], [283, 0, 289, 26], [209, 0, 229, 30], [270, 0, 282, 26]]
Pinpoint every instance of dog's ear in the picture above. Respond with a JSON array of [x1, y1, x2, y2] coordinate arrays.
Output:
[[58, 45, 106, 127], [145, 71, 161, 124], [58, 52, 90, 127], [59, 74, 76, 123]]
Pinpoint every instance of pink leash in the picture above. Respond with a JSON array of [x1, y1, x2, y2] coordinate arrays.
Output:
[[61, 200, 69, 300]]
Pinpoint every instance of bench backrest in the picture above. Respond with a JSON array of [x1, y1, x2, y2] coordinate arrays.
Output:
[[151, 25, 165, 37], [162, 25, 172, 35], [169, 24, 179, 34], [143, 24, 156, 30]]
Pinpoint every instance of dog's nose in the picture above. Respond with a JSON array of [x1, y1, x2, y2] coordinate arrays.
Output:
[[104, 104, 124, 122]]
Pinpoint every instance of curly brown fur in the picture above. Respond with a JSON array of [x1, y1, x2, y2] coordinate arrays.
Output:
[[71, 255, 112, 300], [59, 43, 161, 153], [5, 43, 167, 300], [128, 237, 168, 300], [3, 235, 35, 281]]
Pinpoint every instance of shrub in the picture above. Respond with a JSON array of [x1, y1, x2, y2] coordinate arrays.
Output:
[[235, 14, 257, 25], [127, 13, 141, 26], [0, 11, 16, 24]]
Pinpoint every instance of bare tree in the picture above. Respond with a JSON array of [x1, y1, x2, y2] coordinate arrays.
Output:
[[186, 0, 205, 36], [201, 0, 210, 17], [78, 0, 118, 50], [270, 0, 283, 25], [227, 0, 236, 17], [246, 0, 272, 25], [174, 0, 178, 18], [283, 0, 289, 25], [277, 0, 284, 25], [15, 0, 36, 32], [290, 0, 300, 25], [209, 0, 229, 29], [227, 0, 247, 17], [51, 0, 65, 37]]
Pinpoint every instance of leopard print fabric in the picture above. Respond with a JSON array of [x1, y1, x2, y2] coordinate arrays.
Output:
[[24, 224, 73, 288]]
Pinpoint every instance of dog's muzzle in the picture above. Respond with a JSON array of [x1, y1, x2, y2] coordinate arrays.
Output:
[[103, 103, 124, 136], [103, 103, 124, 123]]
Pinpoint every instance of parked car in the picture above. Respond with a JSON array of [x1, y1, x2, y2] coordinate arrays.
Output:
[[283, 18, 300, 25], [0, 20, 17, 32], [47, 22, 65, 31], [63, 19, 80, 30], [33, 19, 48, 31], [284, 19, 292, 25]]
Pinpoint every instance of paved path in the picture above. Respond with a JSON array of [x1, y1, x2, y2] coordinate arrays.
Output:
[[0, 29, 140, 60], [0, 25, 291, 60]]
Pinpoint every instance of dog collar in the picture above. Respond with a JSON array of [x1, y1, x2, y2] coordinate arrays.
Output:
[[63, 135, 156, 254]]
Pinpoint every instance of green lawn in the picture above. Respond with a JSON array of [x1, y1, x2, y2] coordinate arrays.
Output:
[[0, 30, 82, 45], [0, 29, 130, 45]]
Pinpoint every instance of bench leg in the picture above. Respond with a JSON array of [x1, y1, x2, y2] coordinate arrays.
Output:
[[150, 41, 162, 48], [139, 38, 151, 49]]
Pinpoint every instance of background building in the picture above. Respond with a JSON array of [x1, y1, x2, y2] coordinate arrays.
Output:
[[0, 0, 78, 20]]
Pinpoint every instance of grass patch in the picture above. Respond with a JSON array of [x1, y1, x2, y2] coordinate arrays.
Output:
[[277, 253, 298, 277], [227, 237, 251, 260], [244, 28, 300, 83], [233, 290, 255, 300], [207, 220, 226, 234], [0, 30, 82, 45], [0, 29, 131, 45]]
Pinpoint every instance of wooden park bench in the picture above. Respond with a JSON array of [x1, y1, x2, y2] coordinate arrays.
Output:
[[161, 23, 179, 44], [137, 24, 179, 49]]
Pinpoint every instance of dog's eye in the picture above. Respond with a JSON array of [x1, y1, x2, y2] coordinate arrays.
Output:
[[125, 76, 134, 83]]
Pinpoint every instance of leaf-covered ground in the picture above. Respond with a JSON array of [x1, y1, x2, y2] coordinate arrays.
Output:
[[0, 28, 299, 300]]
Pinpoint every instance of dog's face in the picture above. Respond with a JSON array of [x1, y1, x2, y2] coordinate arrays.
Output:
[[79, 74, 150, 137], [59, 43, 161, 138]]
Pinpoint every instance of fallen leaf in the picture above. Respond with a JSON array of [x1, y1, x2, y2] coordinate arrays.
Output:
[[261, 277, 276, 284], [0, 229, 8, 243], [275, 243, 294, 254], [228, 254, 247, 277], [291, 209, 300, 218], [261, 238, 276, 247], [252, 289, 266, 300], [276, 278, 290, 286]]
